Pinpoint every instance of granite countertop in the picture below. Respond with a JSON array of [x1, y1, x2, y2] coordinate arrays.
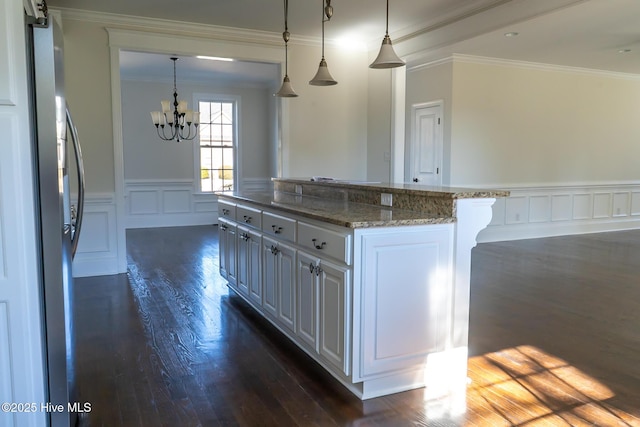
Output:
[[217, 191, 455, 228], [272, 178, 510, 199]]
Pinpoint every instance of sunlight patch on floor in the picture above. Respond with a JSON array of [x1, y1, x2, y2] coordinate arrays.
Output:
[[463, 345, 639, 426]]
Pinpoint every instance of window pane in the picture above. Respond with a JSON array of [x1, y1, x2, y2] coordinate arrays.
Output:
[[198, 100, 235, 193]]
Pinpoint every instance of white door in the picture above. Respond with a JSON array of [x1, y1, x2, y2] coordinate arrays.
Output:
[[410, 103, 442, 186]]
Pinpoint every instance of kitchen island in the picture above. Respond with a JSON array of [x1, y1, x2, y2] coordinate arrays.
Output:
[[216, 178, 508, 400]]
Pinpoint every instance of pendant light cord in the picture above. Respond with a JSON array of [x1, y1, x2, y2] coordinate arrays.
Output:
[[321, 0, 325, 59], [385, 0, 390, 36], [284, 0, 289, 74]]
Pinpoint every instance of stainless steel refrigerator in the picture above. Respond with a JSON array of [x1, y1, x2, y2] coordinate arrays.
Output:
[[26, 5, 85, 426]]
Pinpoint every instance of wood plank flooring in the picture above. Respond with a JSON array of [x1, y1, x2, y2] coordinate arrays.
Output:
[[74, 226, 640, 426]]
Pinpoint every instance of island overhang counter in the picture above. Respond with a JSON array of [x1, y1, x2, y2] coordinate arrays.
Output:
[[216, 179, 509, 400]]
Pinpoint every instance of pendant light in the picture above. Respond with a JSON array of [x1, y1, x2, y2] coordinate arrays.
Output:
[[370, 0, 405, 69], [309, 0, 337, 86], [275, 0, 298, 97]]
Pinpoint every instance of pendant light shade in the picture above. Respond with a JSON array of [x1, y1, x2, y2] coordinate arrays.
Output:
[[276, 75, 298, 97], [309, 58, 337, 86], [370, 0, 405, 69], [275, 0, 298, 97], [309, 0, 337, 86]]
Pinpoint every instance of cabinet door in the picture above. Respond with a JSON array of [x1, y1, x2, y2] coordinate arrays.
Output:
[[296, 251, 319, 351], [356, 225, 453, 380], [225, 223, 237, 287], [262, 236, 279, 318], [236, 226, 250, 296], [277, 243, 296, 332], [247, 229, 263, 306], [319, 260, 350, 375], [218, 221, 229, 280]]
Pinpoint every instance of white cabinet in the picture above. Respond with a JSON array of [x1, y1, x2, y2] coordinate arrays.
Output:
[[237, 225, 261, 299], [296, 252, 319, 351], [218, 219, 237, 286], [262, 237, 278, 318], [354, 224, 453, 382], [262, 236, 296, 333], [297, 251, 350, 375], [217, 195, 476, 400], [247, 229, 263, 306], [318, 260, 350, 375]]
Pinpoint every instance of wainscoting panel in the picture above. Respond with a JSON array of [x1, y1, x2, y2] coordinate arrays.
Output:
[[479, 183, 640, 242], [632, 192, 640, 216], [72, 194, 119, 277], [125, 180, 217, 229], [125, 178, 271, 229]]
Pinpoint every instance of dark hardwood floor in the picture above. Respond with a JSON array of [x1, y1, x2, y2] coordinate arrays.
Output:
[[74, 226, 640, 426]]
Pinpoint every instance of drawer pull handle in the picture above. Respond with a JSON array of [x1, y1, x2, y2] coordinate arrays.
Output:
[[272, 225, 283, 234], [222, 208, 230, 215], [270, 245, 280, 255], [312, 238, 326, 250], [243, 215, 252, 223], [309, 262, 315, 274], [316, 264, 323, 276]]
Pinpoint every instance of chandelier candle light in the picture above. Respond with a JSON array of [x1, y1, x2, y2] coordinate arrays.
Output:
[[150, 57, 200, 142]]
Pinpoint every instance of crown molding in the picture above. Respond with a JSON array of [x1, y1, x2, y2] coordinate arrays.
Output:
[[52, 7, 320, 47], [452, 54, 640, 81], [408, 54, 640, 81]]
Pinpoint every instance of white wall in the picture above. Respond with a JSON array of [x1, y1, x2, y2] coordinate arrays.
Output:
[[285, 43, 369, 180], [450, 59, 640, 187]]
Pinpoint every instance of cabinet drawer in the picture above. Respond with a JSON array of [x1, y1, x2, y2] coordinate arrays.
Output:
[[218, 199, 236, 221], [263, 211, 296, 242], [237, 205, 262, 229], [298, 222, 352, 265]]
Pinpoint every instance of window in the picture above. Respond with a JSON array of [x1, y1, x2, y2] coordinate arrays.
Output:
[[197, 99, 236, 192]]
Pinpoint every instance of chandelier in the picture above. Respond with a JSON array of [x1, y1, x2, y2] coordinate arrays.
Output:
[[150, 57, 200, 142]]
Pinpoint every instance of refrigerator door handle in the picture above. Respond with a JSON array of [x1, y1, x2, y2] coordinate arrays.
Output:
[[66, 105, 85, 259]]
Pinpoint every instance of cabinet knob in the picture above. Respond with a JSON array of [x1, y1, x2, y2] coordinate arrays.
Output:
[[272, 225, 283, 234], [241, 233, 250, 241], [220, 224, 228, 231], [309, 262, 315, 274], [243, 215, 252, 223], [312, 238, 326, 250], [222, 208, 230, 215], [315, 264, 323, 276], [413, 178, 419, 183], [270, 245, 280, 255]]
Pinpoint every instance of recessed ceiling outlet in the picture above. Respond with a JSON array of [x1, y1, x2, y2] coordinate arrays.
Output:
[[381, 193, 393, 207]]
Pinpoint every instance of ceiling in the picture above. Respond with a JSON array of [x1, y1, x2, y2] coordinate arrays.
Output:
[[49, 0, 640, 84]]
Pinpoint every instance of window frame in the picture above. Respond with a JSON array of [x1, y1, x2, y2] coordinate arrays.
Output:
[[193, 93, 241, 194]]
